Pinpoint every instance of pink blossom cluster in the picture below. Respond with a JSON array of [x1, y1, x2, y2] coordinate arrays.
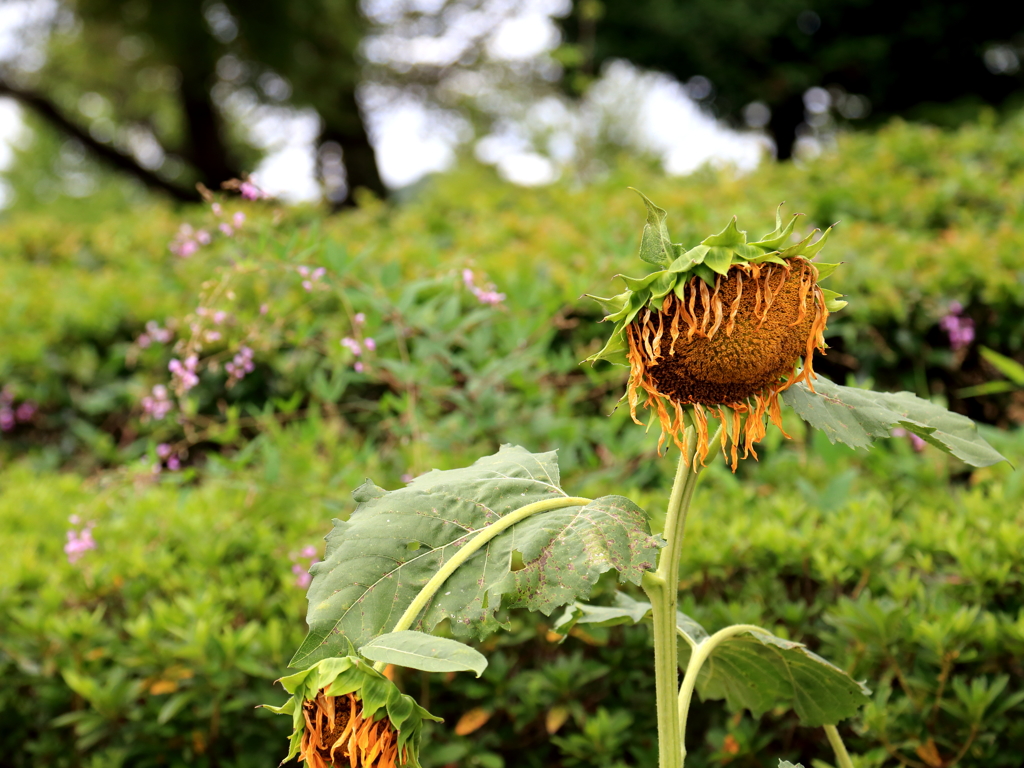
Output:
[[65, 515, 97, 564], [239, 181, 269, 201], [137, 320, 173, 348], [169, 355, 200, 392], [291, 545, 320, 589], [0, 387, 36, 432], [141, 384, 173, 420], [298, 265, 326, 292], [169, 223, 211, 258], [218, 212, 246, 237], [225, 346, 255, 385], [892, 427, 927, 452], [152, 442, 181, 473], [462, 268, 506, 306], [341, 334, 375, 373], [940, 301, 974, 351]]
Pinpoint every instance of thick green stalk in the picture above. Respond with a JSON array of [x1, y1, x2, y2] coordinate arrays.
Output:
[[372, 495, 592, 672], [643, 427, 703, 768]]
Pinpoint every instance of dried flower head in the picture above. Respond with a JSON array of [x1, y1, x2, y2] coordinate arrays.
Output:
[[588, 194, 846, 469], [265, 657, 440, 768]]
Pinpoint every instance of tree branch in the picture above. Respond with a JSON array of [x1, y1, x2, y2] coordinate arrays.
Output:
[[0, 79, 201, 202]]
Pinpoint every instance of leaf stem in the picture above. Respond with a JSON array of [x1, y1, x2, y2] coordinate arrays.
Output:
[[371, 495, 592, 672], [677, 623, 767, 761], [643, 426, 704, 768], [824, 725, 855, 768]]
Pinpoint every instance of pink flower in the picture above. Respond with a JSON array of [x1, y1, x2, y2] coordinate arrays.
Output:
[[212, 203, 222, 216], [15, 402, 36, 422], [297, 266, 310, 277], [166, 456, 181, 471], [219, 223, 234, 237], [239, 181, 266, 201], [156, 443, 172, 459], [354, 312, 366, 325], [196, 230, 211, 245], [65, 522, 97, 564], [364, 338, 376, 351], [341, 337, 362, 355], [302, 280, 313, 292], [142, 385, 173, 420], [259, 303, 269, 315], [301, 545, 318, 558], [232, 211, 246, 227]]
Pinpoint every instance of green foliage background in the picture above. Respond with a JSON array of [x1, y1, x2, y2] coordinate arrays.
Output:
[[3, 114, 1024, 767]]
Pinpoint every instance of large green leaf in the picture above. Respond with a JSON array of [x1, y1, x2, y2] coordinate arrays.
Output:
[[360, 631, 487, 677], [677, 618, 870, 727], [290, 446, 660, 668], [782, 378, 1007, 467]]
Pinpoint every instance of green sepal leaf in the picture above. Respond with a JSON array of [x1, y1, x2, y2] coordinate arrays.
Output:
[[812, 262, 841, 280], [749, 205, 800, 249], [703, 247, 734, 276], [692, 263, 717, 287], [802, 224, 835, 259], [584, 325, 629, 366], [631, 188, 675, 267], [782, 378, 1009, 467], [748, 253, 789, 267], [677, 618, 870, 726], [821, 288, 848, 312], [618, 272, 661, 293], [291, 447, 661, 668], [586, 292, 630, 318], [360, 631, 488, 677], [779, 761, 805, 768], [701, 216, 747, 247], [670, 244, 708, 271], [778, 230, 817, 258]]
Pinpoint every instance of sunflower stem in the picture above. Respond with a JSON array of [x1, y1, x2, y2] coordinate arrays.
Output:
[[643, 424, 704, 768], [824, 725, 855, 768]]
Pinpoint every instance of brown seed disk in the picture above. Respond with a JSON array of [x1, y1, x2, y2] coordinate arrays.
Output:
[[645, 263, 816, 405]]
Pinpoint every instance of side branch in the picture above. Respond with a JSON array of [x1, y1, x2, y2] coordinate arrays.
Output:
[[0, 79, 200, 202]]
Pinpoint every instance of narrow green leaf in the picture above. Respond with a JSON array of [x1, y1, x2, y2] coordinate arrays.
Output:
[[584, 326, 629, 367], [677, 617, 870, 726], [980, 347, 1024, 386], [291, 447, 660, 668], [692, 264, 717, 287], [701, 217, 747, 247], [782, 378, 1008, 467], [958, 381, 1019, 398], [360, 631, 488, 677], [618, 272, 662, 292], [631, 189, 674, 267]]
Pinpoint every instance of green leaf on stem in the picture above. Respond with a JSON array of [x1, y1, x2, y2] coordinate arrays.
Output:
[[290, 445, 660, 668], [782, 378, 1008, 467], [631, 188, 675, 267], [677, 619, 870, 727], [360, 631, 488, 677], [553, 592, 652, 634]]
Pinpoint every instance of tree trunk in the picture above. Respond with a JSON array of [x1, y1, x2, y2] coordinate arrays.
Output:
[[321, 87, 387, 209], [769, 93, 806, 161], [179, 73, 243, 189]]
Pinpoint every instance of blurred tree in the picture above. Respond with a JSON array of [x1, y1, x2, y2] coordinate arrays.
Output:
[[0, 0, 385, 206], [557, 0, 1024, 158]]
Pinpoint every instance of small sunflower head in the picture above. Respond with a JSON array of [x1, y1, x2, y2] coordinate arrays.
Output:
[[587, 193, 847, 469], [264, 657, 441, 768]]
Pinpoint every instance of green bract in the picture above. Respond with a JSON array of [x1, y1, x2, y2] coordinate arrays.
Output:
[[585, 191, 844, 367]]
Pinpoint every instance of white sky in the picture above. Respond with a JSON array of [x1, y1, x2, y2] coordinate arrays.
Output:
[[0, 0, 768, 205]]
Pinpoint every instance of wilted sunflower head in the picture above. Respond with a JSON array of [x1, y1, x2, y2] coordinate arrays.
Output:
[[264, 657, 441, 768], [587, 193, 846, 470]]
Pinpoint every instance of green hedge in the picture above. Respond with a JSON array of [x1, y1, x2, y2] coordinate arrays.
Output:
[[3, 417, 1023, 767], [4, 114, 1024, 469]]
